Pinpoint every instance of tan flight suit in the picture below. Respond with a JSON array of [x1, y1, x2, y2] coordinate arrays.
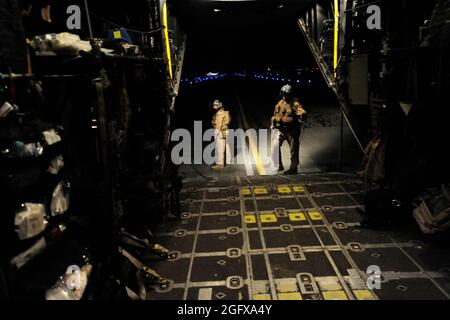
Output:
[[212, 108, 231, 165], [271, 98, 306, 170]]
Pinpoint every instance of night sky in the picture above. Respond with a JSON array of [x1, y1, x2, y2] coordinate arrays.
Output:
[[172, 0, 316, 75]]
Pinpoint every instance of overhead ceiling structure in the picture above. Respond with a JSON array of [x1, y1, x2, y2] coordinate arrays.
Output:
[[170, 0, 315, 73]]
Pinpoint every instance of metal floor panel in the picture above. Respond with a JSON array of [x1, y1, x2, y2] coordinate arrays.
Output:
[[148, 173, 450, 300]]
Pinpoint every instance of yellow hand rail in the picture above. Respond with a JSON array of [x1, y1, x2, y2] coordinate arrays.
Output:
[[333, 0, 340, 78], [162, 2, 173, 79]]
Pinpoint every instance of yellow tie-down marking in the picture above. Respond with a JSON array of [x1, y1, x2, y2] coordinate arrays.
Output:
[[260, 214, 278, 223], [288, 211, 306, 222], [293, 185, 305, 193], [277, 185, 292, 194], [245, 214, 257, 224], [254, 187, 269, 195], [277, 292, 303, 300], [308, 211, 323, 221], [240, 188, 252, 196], [253, 294, 271, 300], [322, 290, 349, 300], [353, 290, 375, 300]]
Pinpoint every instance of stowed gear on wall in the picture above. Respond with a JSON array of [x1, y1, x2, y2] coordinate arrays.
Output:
[[0, 0, 186, 300]]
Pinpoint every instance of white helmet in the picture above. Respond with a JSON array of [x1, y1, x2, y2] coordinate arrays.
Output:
[[280, 84, 292, 97], [213, 100, 223, 108]]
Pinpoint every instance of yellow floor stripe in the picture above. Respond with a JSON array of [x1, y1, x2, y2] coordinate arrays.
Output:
[[322, 291, 348, 300], [308, 211, 323, 221], [353, 290, 375, 300], [240, 188, 252, 196], [261, 214, 278, 223], [237, 99, 266, 175], [289, 212, 306, 221], [254, 187, 268, 195], [277, 185, 292, 194], [245, 215, 256, 224], [277, 292, 303, 300], [253, 294, 271, 300]]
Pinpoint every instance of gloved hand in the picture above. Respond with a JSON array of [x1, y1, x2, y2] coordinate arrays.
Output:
[[221, 129, 228, 139], [271, 115, 282, 129]]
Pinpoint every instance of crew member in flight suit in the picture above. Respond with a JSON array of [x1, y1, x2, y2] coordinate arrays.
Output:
[[212, 100, 231, 170], [271, 85, 307, 175]]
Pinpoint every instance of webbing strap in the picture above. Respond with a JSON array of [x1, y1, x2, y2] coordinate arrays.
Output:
[[121, 235, 148, 249], [118, 247, 147, 300], [118, 246, 143, 270]]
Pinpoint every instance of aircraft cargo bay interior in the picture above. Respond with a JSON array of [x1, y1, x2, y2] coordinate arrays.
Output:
[[1, 0, 450, 303]]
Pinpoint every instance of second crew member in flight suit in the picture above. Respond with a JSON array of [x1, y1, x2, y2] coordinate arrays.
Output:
[[271, 85, 307, 175], [212, 100, 231, 170]]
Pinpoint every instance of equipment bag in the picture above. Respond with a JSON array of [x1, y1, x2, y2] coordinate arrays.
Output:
[[413, 184, 450, 234], [357, 135, 386, 188]]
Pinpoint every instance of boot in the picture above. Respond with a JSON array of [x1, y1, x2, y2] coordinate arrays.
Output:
[[284, 168, 298, 175], [212, 164, 225, 170]]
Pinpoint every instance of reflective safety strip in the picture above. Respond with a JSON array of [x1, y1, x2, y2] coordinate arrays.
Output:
[[198, 288, 213, 300], [316, 277, 343, 291], [322, 291, 348, 300], [254, 187, 268, 195], [289, 212, 306, 222], [253, 294, 271, 300], [353, 290, 375, 300], [278, 292, 303, 300], [293, 185, 305, 193], [277, 185, 292, 194], [275, 280, 298, 293], [245, 215, 256, 224], [260, 214, 278, 223], [240, 188, 252, 196], [308, 211, 323, 221]]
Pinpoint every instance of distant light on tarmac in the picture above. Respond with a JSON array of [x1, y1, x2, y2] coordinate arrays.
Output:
[[181, 69, 319, 86]]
